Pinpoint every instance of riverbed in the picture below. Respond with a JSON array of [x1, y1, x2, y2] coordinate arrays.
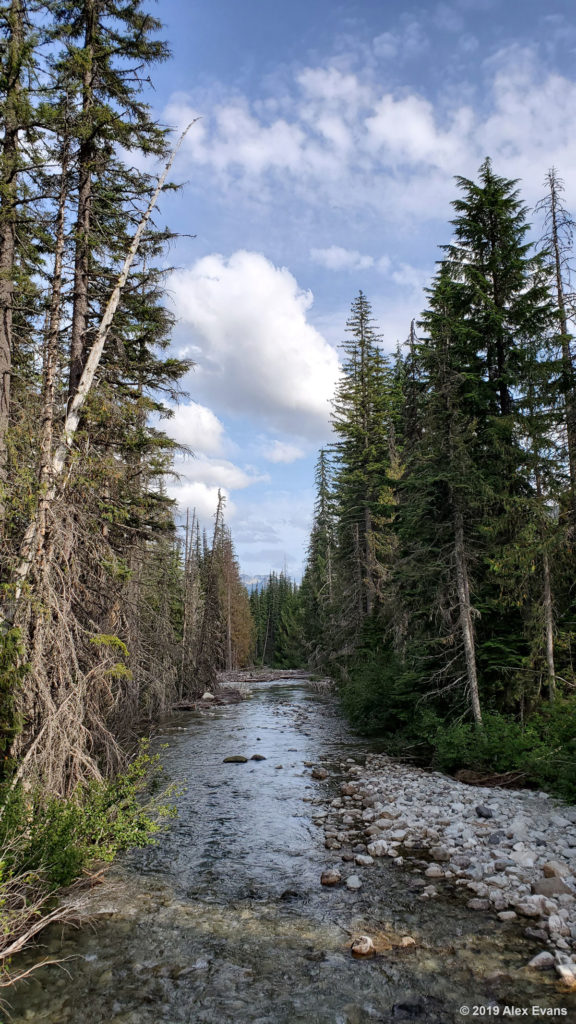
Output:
[[7, 678, 575, 1023]]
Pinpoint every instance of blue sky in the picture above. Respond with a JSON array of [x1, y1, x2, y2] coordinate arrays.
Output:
[[141, 0, 576, 577]]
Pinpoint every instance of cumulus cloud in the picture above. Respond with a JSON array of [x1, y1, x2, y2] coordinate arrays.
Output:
[[162, 402, 225, 456], [169, 251, 340, 438], [173, 456, 267, 492], [167, 481, 232, 521], [260, 440, 306, 464], [310, 246, 374, 271]]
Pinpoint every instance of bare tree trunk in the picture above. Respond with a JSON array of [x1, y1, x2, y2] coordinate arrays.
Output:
[[2, 123, 194, 623], [542, 548, 556, 702], [454, 509, 483, 727], [549, 172, 576, 521], [37, 140, 69, 561], [0, 0, 23, 531], [68, 0, 97, 399]]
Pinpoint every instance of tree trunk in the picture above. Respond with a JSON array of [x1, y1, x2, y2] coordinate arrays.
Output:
[[0, 0, 23, 530], [37, 140, 69, 561], [2, 123, 194, 622], [454, 509, 483, 727], [548, 172, 576, 522], [68, 0, 97, 399], [542, 547, 556, 702]]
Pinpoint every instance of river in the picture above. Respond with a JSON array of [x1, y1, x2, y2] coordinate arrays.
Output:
[[7, 677, 573, 1023]]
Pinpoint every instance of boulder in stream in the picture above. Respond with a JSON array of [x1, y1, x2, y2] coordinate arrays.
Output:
[[250, 754, 267, 761], [321, 868, 341, 886], [223, 755, 248, 763], [351, 935, 375, 957]]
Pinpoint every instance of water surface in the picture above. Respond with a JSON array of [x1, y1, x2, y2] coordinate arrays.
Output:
[[8, 679, 575, 1023]]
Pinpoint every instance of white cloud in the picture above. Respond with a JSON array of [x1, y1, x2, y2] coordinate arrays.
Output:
[[167, 481, 231, 521], [162, 402, 225, 456], [310, 246, 374, 271], [170, 251, 340, 438], [173, 456, 267, 492], [165, 45, 576, 221], [260, 440, 305, 464]]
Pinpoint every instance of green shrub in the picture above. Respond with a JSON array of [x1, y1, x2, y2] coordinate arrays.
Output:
[[0, 741, 177, 888]]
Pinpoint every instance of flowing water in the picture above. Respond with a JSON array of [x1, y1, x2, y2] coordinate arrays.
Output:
[[7, 678, 576, 1024]]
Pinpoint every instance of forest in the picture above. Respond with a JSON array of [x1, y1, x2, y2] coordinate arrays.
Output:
[[1, 0, 576, 993], [297, 162, 576, 802], [0, 0, 253, 976]]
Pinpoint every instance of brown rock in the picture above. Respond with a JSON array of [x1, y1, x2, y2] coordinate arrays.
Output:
[[321, 869, 341, 886], [532, 877, 573, 897], [542, 860, 571, 879], [312, 767, 329, 780]]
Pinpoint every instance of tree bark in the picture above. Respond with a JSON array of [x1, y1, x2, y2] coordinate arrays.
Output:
[[0, 0, 23, 530], [68, 0, 97, 399], [454, 509, 483, 727], [547, 170, 576, 522]]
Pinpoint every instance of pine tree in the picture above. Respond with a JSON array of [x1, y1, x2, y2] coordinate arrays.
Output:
[[330, 292, 396, 640]]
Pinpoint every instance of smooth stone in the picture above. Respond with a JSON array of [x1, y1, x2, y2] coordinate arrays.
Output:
[[355, 854, 374, 866], [312, 767, 329, 780], [533, 878, 573, 897], [223, 755, 248, 763], [430, 845, 451, 862], [351, 935, 375, 957], [201, 692, 215, 700], [321, 869, 341, 886], [250, 754, 266, 761], [542, 861, 572, 879], [476, 805, 494, 819], [346, 875, 362, 890], [555, 964, 576, 987], [528, 951, 555, 970]]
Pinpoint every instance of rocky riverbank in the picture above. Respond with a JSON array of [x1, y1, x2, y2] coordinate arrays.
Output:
[[316, 753, 576, 987]]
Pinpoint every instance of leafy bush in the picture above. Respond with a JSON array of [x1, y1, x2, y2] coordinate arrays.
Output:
[[0, 741, 176, 887]]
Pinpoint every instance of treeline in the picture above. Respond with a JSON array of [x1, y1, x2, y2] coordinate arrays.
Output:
[[0, 0, 255, 969], [299, 161, 576, 799], [250, 572, 301, 668]]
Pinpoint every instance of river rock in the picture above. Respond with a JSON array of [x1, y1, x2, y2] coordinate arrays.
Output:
[[201, 692, 216, 700], [321, 869, 341, 886], [351, 935, 375, 957], [430, 845, 450, 862], [476, 805, 494, 819], [366, 840, 388, 857], [514, 899, 542, 917], [223, 755, 248, 763], [312, 767, 329, 780], [532, 877, 574, 897], [355, 854, 374, 866], [528, 951, 555, 970], [250, 754, 267, 760], [555, 963, 576, 987], [542, 860, 572, 879], [346, 875, 362, 890], [425, 864, 444, 878]]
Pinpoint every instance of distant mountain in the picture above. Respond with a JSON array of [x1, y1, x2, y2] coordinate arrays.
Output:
[[240, 574, 269, 594]]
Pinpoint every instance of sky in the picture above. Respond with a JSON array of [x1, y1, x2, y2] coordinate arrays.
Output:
[[139, 0, 576, 578]]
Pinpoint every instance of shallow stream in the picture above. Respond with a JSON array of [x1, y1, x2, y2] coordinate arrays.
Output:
[[7, 678, 575, 1023]]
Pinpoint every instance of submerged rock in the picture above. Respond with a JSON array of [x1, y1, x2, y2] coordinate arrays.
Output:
[[223, 755, 248, 763], [346, 874, 362, 890], [350, 935, 375, 957], [312, 767, 329, 780], [321, 868, 342, 886], [250, 754, 267, 761]]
